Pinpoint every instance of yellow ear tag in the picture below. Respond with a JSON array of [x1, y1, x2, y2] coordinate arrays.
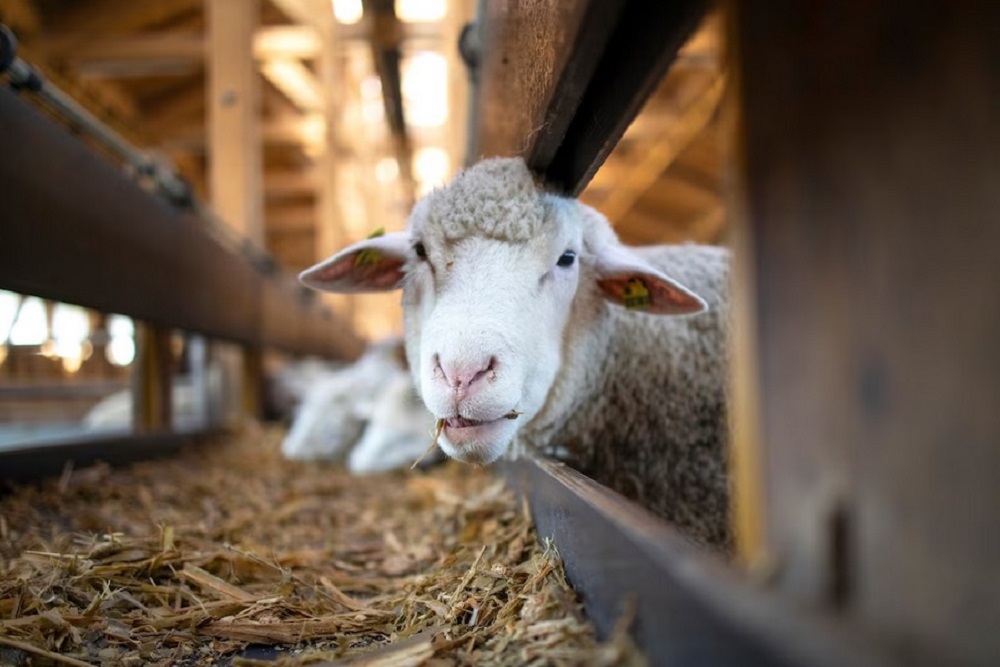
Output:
[[354, 228, 386, 266], [354, 248, 382, 267], [623, 278, 651, 310]]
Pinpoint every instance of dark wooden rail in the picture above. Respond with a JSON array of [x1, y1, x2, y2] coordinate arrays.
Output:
[[469, 0, 708, 194], [507, 456, 898, 667], [0, 87, 362, 360]]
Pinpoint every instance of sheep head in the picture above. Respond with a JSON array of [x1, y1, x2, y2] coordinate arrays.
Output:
[[300, 158, 707, 465]]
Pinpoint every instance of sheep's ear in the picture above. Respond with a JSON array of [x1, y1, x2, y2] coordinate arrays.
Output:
[[593, 245, 707, 315], [300, 232, 410, 293]]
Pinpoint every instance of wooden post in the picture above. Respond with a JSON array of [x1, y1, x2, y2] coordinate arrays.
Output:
[[241, 344, 263, 420], [206, 0, 264, 244], [132, 323, 172, 432], [730, 1, 1000, 664], [207, 0, 264, 421], [316, 19, 355, 326]]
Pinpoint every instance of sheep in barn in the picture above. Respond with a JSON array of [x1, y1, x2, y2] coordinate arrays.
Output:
[[300, 157, 731, 548], [280, 338, 438, 472]]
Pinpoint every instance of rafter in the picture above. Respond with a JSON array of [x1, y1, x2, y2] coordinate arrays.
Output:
[[39, 0, 200, 57], [265, 205, 315, 232], [265, 169, 319, 198], [596, 74, 726, 224]]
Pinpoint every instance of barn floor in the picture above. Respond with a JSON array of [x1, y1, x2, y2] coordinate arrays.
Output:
[[0, 426, 643, 666]]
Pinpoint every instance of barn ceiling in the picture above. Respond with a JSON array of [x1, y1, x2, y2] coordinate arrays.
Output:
[[0, 0, 726, 337]]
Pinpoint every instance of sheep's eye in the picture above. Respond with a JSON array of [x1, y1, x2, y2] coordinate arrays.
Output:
[[414, 242, 427, 260], [556, 250, 577, 268]]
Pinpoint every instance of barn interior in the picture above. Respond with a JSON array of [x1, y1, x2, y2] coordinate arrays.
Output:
[[1, 1, 998, 666]]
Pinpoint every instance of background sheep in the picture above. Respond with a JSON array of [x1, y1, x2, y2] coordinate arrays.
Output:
[[300, 158, 730, 548], [280, 338, 438, 473]]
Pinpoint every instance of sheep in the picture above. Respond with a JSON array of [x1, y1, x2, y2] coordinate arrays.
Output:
[[83, 369, 227, 432], [280, 338, 438, 473], [300, 157, 731, 548]]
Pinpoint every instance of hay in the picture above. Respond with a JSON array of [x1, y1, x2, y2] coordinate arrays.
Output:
[[0, 426, 645, 666]]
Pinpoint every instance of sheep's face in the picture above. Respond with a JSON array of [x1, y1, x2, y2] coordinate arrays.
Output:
[[397, 210, 585, 463], [300, 158, 707, 466]]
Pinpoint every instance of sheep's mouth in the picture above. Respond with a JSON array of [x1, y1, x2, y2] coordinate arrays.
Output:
[[446, 416, 486, 429], [446, 410, 521, 429]]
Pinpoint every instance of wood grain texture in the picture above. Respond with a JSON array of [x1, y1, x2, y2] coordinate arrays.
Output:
[[470, 0, 706, 194], [731, 1, 1000, 664], [505, 456, 899, 667], [0, 88, 361, 360]]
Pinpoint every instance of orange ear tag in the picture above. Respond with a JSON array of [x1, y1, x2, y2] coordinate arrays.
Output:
[[623, 278, 651, 310]]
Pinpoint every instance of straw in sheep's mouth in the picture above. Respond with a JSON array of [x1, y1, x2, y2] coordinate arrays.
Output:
[[410, 411, 522, 469]]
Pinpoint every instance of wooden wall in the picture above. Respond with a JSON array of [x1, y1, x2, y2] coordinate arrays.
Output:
[[730, 2, 1000, 664]]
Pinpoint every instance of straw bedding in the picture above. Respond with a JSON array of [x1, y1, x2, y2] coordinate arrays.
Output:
[[0, 426, 644, 666]]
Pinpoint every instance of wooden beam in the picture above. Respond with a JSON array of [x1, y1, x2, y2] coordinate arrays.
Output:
[[265, 205, 315, 232], [472, 0, 708, 194], [315, 21, 354, 322], [264, 169, 318, 198], [259, 58, 324, 112], [39, 0, 200, 56], [268, 0, 325, 27], [597, 74, 725, 223], [506, 456, 900, 667], [132, 324, 173, 432], [142, 81, 205, 129], [69, 31, 204, 63], [0, 0, 41, 36], [161, 115, 325, 150], [732, 1, 1000, 663], [0, 87, 360, 358], [206, 0, 264, 243], [254, 25, 320, 59]]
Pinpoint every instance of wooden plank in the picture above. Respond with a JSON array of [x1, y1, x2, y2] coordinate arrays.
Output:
[[68, 31, 205, 62], [505, 456, 899, 667], [0, 382, 129, 400], [266, 205, 316, 232], [471, 0, 625, 163], [265, 169, 319, 199], [731, 1, 1000, 664], [0, 87, 361, 360], [0, 432, 203, 487], [207, 0, 264, 243], [472, 0, 707, 194]]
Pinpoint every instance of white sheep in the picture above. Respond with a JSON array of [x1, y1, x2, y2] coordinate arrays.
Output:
[[280, 338, 438, 472], [300, 158, 730, 548]]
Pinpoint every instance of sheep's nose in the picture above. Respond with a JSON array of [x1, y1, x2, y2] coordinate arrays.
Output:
[[434, 354, 497, 398]]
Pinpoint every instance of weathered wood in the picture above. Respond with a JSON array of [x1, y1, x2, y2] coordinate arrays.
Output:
[[731, 1, 1000, 664], [472, 0, 627, 165], [472, 0, 708, 194], [207, 0, 264, 243], [505, 456, 898, 667], [0, 87, 361, 360]]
